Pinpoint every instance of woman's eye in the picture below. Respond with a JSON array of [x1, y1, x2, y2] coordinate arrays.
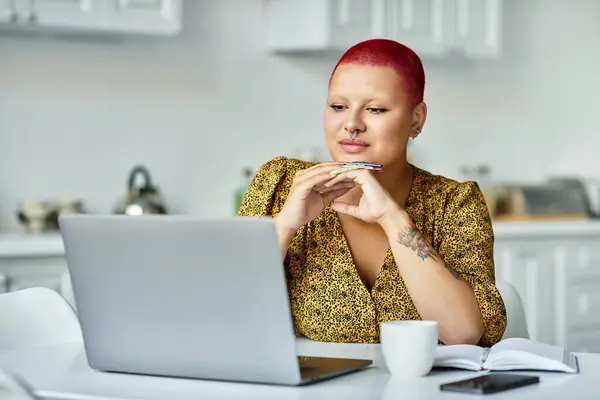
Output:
[[330, 105, 346, 112], [368, 107, 388, 114]]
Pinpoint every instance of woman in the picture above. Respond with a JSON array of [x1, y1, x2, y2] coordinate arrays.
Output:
[[238, 39, 506, 346]]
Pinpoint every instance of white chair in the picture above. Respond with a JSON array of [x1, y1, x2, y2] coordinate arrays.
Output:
[[0, 287, 83, 351], [0, 368, 38, 400], [496, 279, 530, 340]]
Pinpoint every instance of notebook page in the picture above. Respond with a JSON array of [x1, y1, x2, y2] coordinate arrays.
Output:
[[434, 344, 484, 370], [489, 338, 564, 362], [485, 338, 577, 372]]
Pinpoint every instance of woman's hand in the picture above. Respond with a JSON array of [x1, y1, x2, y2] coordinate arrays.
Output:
[[326, 168, 400, 225], [274, 162, 355, 233]]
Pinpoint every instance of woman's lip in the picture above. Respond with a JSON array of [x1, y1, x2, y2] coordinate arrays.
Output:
[[339, 142, 369, 153], [339, 139, 369, 146]]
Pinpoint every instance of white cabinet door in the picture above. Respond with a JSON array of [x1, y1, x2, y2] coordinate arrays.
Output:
[[267, 0, 375, 52], [265, 0, 501, 57], [18, 0, 180, 35], [0, 0, 17, 23], [329, 0, 380, 50], [495, 236, 600, 352], [455, 0, 502, 58], [494, 240, 558, 346], [108, 0, 181, 35], [557, 241, 600, 352], [32, 0, 105, 29], [383, 0, 455, 56]]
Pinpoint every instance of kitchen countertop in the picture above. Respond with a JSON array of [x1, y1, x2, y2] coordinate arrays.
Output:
[[0, 232, 64, 258], [3, 220, 600, 259], [492, 219, 600, 238]]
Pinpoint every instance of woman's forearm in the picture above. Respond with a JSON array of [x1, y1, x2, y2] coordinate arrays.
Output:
[[378, 207, 484, 345], [273, 215, 297, 260]]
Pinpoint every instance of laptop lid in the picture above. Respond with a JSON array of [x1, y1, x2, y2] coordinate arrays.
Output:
[[59, 214, 302, 385]]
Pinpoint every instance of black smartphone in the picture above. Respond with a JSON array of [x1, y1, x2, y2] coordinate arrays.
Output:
[[440, 373, 540, 395]]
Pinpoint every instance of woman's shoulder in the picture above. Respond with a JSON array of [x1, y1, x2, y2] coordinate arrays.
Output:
[[251, 156, 316, 191], [237, 156, 315, 217], [411, 166, 486, 210], [255, 156, 316, 179]]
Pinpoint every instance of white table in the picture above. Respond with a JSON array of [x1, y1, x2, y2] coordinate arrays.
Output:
[[0, 341, 597, 400]]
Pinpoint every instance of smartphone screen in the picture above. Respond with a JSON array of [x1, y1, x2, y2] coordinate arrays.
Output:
[[440, 373, 540, 394]]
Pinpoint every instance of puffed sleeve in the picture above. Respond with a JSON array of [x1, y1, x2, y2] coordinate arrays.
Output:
[[237, 156, 290, 217], [438, 181, 507, 347]]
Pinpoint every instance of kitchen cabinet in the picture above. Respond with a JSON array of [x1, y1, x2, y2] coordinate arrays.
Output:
[[266, 0, 375, 52], [454, 0, 502, 57], [265, 0, 502, 58], [494, 222, 600, 354], [0, 233, 66, 295], [380, 0, 455, 56], [0, 0, 182, 35], [0, 0, 16, 23]]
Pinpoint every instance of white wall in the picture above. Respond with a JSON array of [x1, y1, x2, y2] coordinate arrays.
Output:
[[1, 0, 600, 229]]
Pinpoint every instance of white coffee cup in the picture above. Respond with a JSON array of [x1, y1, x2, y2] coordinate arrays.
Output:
[[380, 320, 439, 378]]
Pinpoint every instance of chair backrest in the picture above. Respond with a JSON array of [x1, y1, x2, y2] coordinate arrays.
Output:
[[0, 368, 38, 400], [59, 272, 77, 312], [0, 287, 83, 351], [495, 279, 530, 339]]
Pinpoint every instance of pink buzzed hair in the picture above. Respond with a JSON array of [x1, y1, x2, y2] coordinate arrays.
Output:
[[329, 39, 425, 106]]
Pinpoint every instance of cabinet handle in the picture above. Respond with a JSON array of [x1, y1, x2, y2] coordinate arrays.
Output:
[[456, 0, 469, 37], [4, 0, 16, 22], [484, 0, 500, 48], [400, 0, 414, 31], [370, 0, 386, 37], [80, 0, 93, 13], [430, 0, 443, 44], [515, 249, 533, 260], [6, 7, 17, 23], [337, 0, 350, 26], [22, 0, 37, 24]]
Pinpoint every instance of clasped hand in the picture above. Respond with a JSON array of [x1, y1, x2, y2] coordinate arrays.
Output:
[[275, 162, 399, 232]]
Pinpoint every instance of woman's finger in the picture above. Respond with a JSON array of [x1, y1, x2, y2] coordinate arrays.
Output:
[[295, 162, 345, 177], [327, 168, 374, 186], [317, 181, 355, 193], [314, 177, 353, 192], [323, 173, 355, 188], [331, 201, 360, 218], [294, 169, 346, 194], [323, 187, 353, 204]]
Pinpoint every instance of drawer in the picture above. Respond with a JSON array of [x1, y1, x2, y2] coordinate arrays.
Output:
[[8, 276, 62, 292], [567, 329, 600, 354], [566, 282, 600, 327], [565, 245, 600, 280]]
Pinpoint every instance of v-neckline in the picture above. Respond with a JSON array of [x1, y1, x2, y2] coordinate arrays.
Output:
[[328, 165, 421, 297]]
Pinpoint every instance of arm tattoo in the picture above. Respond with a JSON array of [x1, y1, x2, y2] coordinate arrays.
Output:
[[396, 225, 461, 280], [396, 225, 437, 261]]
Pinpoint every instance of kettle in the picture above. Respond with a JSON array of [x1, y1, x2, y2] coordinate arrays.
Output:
[[114, 165, 168, 216]]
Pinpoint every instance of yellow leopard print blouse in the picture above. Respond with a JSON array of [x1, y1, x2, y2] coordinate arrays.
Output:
[[238, 157, 507, 346]]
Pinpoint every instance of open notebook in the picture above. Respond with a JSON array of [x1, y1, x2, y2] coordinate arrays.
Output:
[[434, 338, 579, 373]]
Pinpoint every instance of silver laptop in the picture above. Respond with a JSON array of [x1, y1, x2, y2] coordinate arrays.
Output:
[[59, 214, 371, 386]]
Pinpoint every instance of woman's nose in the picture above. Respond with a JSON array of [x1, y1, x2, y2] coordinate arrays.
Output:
[[343, 116, 366, 136]]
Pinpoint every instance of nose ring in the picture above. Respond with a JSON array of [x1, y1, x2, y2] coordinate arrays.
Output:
[[349, 130, 358, 140]]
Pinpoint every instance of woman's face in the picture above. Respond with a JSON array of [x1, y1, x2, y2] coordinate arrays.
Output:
[[324, 64, 425, 166]]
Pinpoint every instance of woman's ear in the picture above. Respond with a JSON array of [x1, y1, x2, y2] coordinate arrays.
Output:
[[410, 102, 427, 138]]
